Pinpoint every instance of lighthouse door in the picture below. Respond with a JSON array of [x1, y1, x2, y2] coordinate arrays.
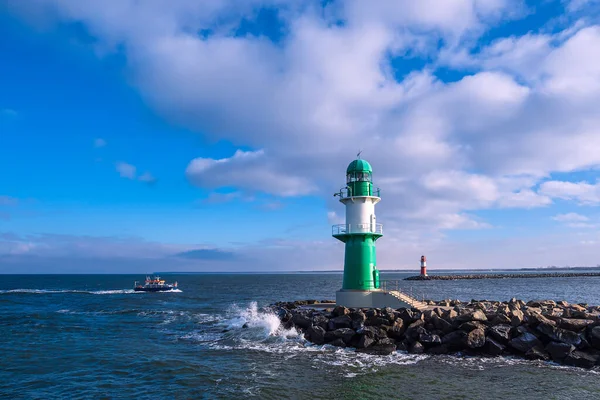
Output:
[[370, 214, 376, 233]]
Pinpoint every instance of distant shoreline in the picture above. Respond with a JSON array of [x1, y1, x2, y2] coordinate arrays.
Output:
[[1, 266, 599, 275]]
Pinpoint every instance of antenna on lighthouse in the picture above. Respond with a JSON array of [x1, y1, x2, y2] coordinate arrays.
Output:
[[357, 150, 362, 159]]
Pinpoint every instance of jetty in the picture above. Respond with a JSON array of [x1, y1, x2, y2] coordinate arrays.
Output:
[[405, 272, 600, 281], [271, 298, 600, 369]]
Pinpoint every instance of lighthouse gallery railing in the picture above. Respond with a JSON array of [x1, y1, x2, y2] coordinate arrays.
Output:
[[332, 223, 383, 235]]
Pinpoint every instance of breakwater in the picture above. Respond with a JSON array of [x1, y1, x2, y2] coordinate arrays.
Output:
[[405, 272, 600, 281], [270, 298, 600, 369]]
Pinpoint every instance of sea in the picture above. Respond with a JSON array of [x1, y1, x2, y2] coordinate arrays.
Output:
[[2, 271, 600, 400]]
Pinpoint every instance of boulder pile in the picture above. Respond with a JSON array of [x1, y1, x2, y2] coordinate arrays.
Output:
[[270, 298, 600, 369]]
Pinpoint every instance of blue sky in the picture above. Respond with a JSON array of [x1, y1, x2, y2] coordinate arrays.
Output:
[[2, 0, 600, 273]]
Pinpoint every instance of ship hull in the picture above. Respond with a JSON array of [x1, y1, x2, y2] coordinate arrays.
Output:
[[134, 286, 175, 292]]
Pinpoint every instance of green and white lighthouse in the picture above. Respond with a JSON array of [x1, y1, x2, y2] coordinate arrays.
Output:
[[332, 156, 385, 308]]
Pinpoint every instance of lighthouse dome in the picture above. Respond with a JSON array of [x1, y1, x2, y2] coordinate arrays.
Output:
[[346, 159, 372, 174]]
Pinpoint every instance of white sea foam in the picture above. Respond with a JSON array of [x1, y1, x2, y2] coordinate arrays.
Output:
[[225, 301, 292, 336], [0, 288, 147, 295], [183, 301, 432, 376]]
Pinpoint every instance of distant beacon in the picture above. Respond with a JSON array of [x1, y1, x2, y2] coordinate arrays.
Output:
[[420, 255, 428, 276], [332, 155, 413, 308]]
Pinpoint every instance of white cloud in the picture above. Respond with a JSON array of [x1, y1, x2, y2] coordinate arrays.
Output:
[[115, 162, 136, 179], [552, 212, 589, 222], [539, 180, 600, 205], [327, 211, 344, 225], [186, 150, 316, 197], [8, 0, 600, 266], [138, 172, 157, 184]]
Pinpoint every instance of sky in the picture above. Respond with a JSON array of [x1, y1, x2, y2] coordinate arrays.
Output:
[[2, 0, 600, 273]]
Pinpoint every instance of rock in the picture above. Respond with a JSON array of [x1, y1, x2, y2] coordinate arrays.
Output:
[[491, 314, 512, 326], [545, 341, 575, 362], [564, 351, 598, 369], [349, 310, 366, 323], [277, 308, 292, 322], [405, 319, 426, 340], [409, 341, 424, 354], [442, 309, 458, 321], [432, 307, 445, 316], [509, 333, 542, 353], [589, 326, 600, 349], [305, 325, 326, 345], [396, 340, 408, 352], [328, 315, 352, 330], [442, 330, 468, 350], [427, 344, 449, 355], [349, 311, 366, 330], [488, 324, 512, 343], [356, 334, 375, 349], [459, 321, 487, 332], [377, 337, 396, 346], [332, 328, 356, 345], [537, 323, 582, 347], [419, 333, 442, 346], [456, 310, 488, 323], [388, 319, 406, 339], [397, 308, 415, 324], [431, 314, 453, 333], [311, 314, 329, 330], [467, 328, 486, 349], [571, 304, 586, 312], [360, 325, 386, 340], [560, 319, 594, 331], [510, 309, 524, 327], [485, 337, 505, 356], [356, 343, 396, 355], [365, 315, 390, 327], [365, 314, 390, 326], [328, 338, 345, 347], [484, 311, 498, 321], [381, 307, 396, 321], [291, 313, 312, 329], [423, 310, 437, 321], [526, 311, 556, 328], [525, 346, 550, 361]]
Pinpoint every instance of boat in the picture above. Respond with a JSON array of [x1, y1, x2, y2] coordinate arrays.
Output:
[[134, 276, 178, 292]]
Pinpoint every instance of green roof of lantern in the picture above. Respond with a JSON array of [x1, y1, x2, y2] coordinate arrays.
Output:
[[346, 158, 372, 174]]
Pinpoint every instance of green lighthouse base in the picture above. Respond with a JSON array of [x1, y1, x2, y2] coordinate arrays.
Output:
[[336, 290, 414, 309]]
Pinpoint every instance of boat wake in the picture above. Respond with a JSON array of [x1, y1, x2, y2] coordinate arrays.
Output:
[[0, 289, 139, 295]]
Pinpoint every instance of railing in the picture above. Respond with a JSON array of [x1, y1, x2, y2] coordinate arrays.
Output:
[[361, 280, 427, 307], [334, 187, 381, 198], [332, 223, 383, 235]]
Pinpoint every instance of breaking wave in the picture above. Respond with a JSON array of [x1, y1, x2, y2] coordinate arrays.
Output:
[[178, 301, 428, 375]]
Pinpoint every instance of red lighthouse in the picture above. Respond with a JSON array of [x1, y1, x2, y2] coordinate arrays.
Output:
[[420, 255, 427, 276]]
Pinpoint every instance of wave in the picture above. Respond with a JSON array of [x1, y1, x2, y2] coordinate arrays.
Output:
[[0, 289, 143, 295], [175, 301, 435, 376]]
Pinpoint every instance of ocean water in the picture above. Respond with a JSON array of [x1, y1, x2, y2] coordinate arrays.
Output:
[[2, 272, 600, 400]]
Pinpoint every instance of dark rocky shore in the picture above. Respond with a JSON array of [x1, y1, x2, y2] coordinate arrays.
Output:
[[270, 299, 600, 369], [405, 272, 600, 280]]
